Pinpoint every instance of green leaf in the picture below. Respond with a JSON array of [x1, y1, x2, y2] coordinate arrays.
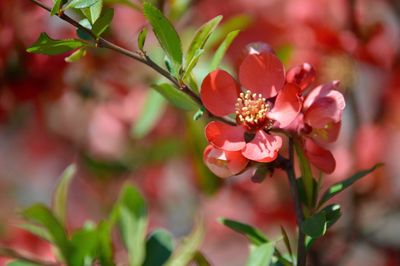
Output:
[[131, 89, 166, 139], [82, 0, 103, 23], [207, 14, 252, 47], [210, 30, 239, 70], [321, 204, 342, 228], [246, 242, 275, 266], [51, 0, 68, 16], [117, 185, 148, 266], [294, 141, 314, 207], [138, 27, 148, 51], [164, 220, 204, 266], [184, 15, 222, 73], [280, 226, 293, 260], [182, 49, 204, 80], [218, 218, 268, 246], [300, 212, 326, 238], [70, 226, 98, 266], [319, 163, 383, 206], [143, 2, 183, 71], [52, 164, 76, 226], [193, 107, 204, 120], [22, 204, 70, 262], [92, 8, 114, 37], [143, 229, 174, 266], [97, 221, 115, 266], [27, 33, 87, 55], [18, 223, 52, 243], [65, 48, 87, 62], [151, 83, 198, 111], [66, 0, 101, 9]]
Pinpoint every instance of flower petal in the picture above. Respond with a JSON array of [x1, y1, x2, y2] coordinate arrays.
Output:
[[239, 52, 285, 98], [242, 130, 282, 162], [309, 121, 341, 144], [286, 63, 316, 91], [205, 121, 246, 151], [304, 138, 336, 173], [200, 69, 240, 117], [303, 81, 344, 110], [203, 145, 249, 178], [303, 82, 345, 127], [269, 83, 302, 128]]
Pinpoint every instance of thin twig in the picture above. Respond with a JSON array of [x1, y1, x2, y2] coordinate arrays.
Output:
[[285, 137, 306, 266], [28, 0, 236, 126]]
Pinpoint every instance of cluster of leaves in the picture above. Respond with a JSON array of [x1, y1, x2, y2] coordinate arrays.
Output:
[[2, 164, 208, 266], [217, 163, 383, 266]]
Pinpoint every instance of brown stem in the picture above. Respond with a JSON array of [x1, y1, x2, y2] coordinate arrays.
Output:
[[28, 0, 236, 126]]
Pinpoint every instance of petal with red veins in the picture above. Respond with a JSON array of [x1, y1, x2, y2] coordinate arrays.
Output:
[[304, 138, 336, 173], [286, 63, 316, 91], [200, 69, 240, 117], [310, 121, 341, 144], [269, 83, 301, 128], [303, 81, 343, 110], [205, 121, 246, 151], [239, 53, 285, 98], [242, 130, 282, 162], [203, 145, 249, 178], [304, 93, 344, 128]]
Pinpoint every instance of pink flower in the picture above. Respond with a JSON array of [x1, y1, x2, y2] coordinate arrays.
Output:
[[286, 63, 345, 173], [201, 50, 301, 164], [203, 145, 249, 178]]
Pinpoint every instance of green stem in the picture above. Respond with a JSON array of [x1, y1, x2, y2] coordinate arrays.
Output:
[[286, 138, 307, 266], [294, 139, 314, 208]]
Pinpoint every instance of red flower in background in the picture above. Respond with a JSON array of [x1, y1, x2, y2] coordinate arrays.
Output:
[[201, 49, 301, 168], [286, 63, 345, 173]]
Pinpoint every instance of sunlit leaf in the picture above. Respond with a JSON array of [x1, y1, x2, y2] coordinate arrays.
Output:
[[138, 27, 148, 51], [218, 218, 268, 245], [27, 33, 87, 55], [131, 89, 166, 139], [182, 49, 204, 80], [65, 48, 87, 63], [70, 226, 98, 266], [319, 163, 383, 206], [22, 204, 71, 262], [117, 185, 148, 266], [246, 242, 275, 266], [210, 30, 239, 70], [66, 0, 101, 9], [52, 164, 76, 226], [164, 220, 204, 266], [82, 0, 103, 23], [184, 15, 222, 74], [51, 0, 68, 16], [97, 221, 115, 266], [322, 204, 342, 228], [143, 2, 183, 71], [92, 8, 114, 37], [143, 229, 174, 266], [6, 261, 40, 266], [151, 83, 198, 111]]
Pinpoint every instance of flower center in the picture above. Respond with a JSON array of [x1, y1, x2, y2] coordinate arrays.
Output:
[[235, 90, 271, 131]]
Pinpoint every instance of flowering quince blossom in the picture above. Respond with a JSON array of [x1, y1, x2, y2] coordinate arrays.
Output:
[[200, 48, 302, 177], [286, 63, 346, 173]]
